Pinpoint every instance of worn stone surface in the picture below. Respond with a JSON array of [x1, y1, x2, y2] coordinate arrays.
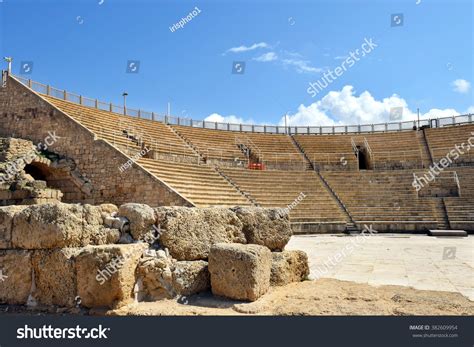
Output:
[[155, 207, 245, 261], [231, 207, 292, 251], [137, 252, 209, 300], [172, 260, 210, 296], [99, 203, 118, 219], [137, 252, 176, 301], [75, 243, 147, 308], [12, 203, 119, 249], [270, 250, 309, 286], [0, 250, 32, 304], [118, 203, 156, 241], [208, 243, 271, 302], [32, 248, 82, 307], [0, 205, 27, 248]]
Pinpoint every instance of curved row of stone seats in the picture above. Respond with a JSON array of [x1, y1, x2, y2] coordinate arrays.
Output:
[[294, 130, 426, 170], [353, 131, 426, 170], [321, 170, 439, 231], [293, 134, 358, 170], [43, 96, 198, 162], [172, 125, 248, 164], [137, 158, 252, 207], [244, 133, 307, 170], [172, 126, 307, 170], [425, 124, 474, 165], [444, 167, 474, 230], [221, 167, 349, 226]]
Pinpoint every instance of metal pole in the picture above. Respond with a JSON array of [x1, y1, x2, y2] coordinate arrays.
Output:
[[417, 108, 420, 129], [122, 92, 128, 115], [284, 113, 288, 134], [3, 57, 12, 74]]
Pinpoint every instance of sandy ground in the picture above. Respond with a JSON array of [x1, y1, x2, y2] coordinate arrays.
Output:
[[107, 278, 474, 316]]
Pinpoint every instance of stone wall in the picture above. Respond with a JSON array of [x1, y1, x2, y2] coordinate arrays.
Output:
[[0, 202, 307, 309], [0, 74, 192, 207]]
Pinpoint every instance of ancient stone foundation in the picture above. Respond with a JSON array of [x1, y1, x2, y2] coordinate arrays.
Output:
[[0, 202, 309, 310]]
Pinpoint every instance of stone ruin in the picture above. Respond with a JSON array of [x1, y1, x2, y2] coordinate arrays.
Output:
[[0, 202, 309, 310], [0, 137, 92, 206], [0, 136, 309, 310]]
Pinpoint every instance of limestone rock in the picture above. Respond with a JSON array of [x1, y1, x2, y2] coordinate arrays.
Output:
[[0, 205, 27, 249], [75, 243, 147, 308], [12, 203, 119, 249], [32, 248, 82, 307], [155, 207, 245, 260], [270, 250, 309, 286], [99, 203, 118, 220], [231, 207, 292, 251], [136, 254, 175, 300], [137, 255, 209, 300], [208, 243, 271, 301], [118, 203, 156, 241], [0, 250, 32, 304], [172, 260, 210, 296]]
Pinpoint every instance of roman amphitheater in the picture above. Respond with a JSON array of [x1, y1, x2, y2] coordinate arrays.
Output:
[[0, 71, 473, 315]]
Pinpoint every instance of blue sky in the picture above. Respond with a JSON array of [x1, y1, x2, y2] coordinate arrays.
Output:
[[1, 0, 472, 126]]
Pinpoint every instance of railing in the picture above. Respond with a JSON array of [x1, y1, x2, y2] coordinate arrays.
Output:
[[12, 74, 474, 135], [234, 135, 262, 161], [364, 137, 372, 158], [454, 171, 461, 197]]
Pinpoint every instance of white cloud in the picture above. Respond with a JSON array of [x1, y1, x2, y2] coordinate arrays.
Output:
[[451, 79, 471, 94], [253, 52, 278, 62], [280, 85, 463, 126], [334, 55, 348, 60], [281, 58, 323, 74], [205, 113, 254, 125], [225, 42, 269, 54], [467, 106, 474, 113]]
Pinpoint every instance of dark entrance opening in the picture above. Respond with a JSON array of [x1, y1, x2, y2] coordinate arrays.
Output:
[[24, 163, 48, 181], [357, 146, 368, 170]]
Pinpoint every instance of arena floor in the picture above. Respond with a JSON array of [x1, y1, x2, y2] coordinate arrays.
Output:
[[287, 234, 474, 301]]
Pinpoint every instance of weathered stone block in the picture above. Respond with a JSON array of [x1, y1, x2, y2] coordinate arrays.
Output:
[[136, 253, 175, 301], [32, 248, 82, 307], [75, 243, 147, 308], [172, 260, 210, 296], [118, 203, 156, 240], [0, 250, 32, 304], [155, 207, 245, 260], [12, 203, 120, 249], [231, 207, 292, 251], [270, 250, 309, 286], [0, 205, 27, 248], [208, 243, 271, 301]]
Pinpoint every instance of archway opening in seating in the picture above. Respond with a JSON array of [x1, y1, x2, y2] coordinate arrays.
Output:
[[357, 146, 368, 170]]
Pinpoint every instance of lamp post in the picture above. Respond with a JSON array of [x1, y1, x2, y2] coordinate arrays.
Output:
[[122, 92, 128, 115], [3, 57, 12, 74]]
